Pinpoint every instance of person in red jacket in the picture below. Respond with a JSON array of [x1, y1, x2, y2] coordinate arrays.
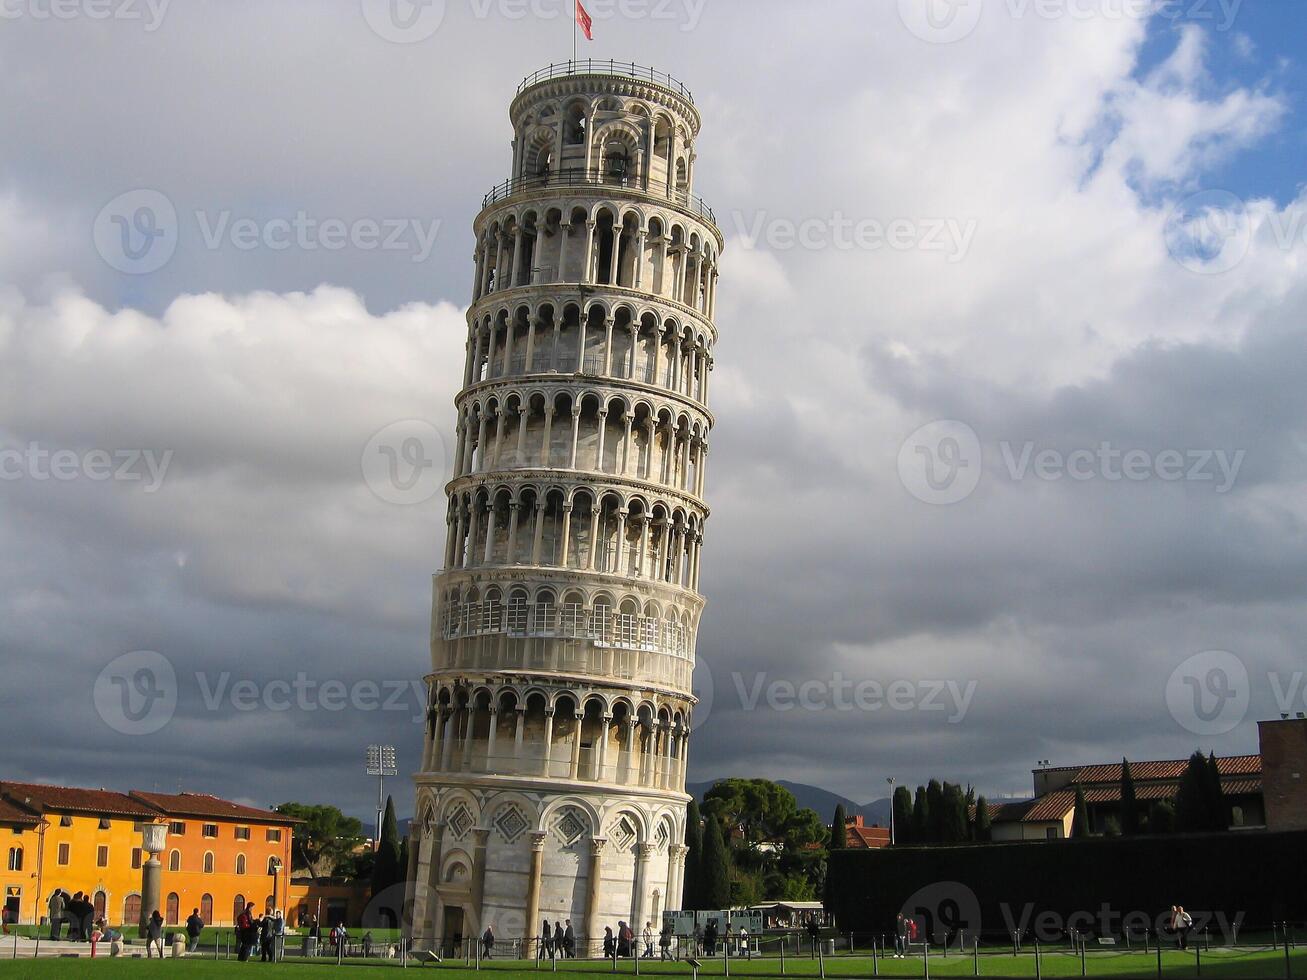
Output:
[[236, 902, 256, 961]]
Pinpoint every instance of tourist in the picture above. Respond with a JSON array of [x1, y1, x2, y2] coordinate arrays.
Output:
[[47, 889, 66, 940], [260, 909, 276, 962], [236, 902, 256, 961], [642, 920, 654, 957], [96, 918, 122, 943], [560, 919, 572, 957], [806, 916, 820, 955], [66, 892, 84, 941], [704, 919, 718, 956], [145, 909, 164, 958], [542, 918, 553, 958], [692, 922, 703, 956], [185, 907, 204, 953], [482, 925, 495, 958], [363, 930, 374, 958], [739, 925, 750, 959], [1176, 907, 1193, 949], [603, 925, 615, 958], [659, 923, 673, 960]]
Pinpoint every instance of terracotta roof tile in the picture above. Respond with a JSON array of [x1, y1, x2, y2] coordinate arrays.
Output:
[[1048, 755, 1261, 785], [0, 781, 158, 818], [129, 791, 301, 824], [0, 796, 40, 826]]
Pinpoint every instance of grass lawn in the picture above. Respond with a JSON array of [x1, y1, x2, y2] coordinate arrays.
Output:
[[0, 948, 1302, 979]]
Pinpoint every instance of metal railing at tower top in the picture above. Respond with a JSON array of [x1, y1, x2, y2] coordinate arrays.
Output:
[[482, 168, 716, 224], [516, 61, 694, 103]]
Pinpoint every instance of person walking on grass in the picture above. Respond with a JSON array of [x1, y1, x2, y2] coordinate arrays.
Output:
[[642, 920, 654, 958], [260, 909, 276, 962], [1176, 907, 1193, 950], [659, 923, 673, 960], [561, 919, 572, 958], [185, 908, 204, 953], [236, 902, 256, 961], [145, 909, 164, 958]]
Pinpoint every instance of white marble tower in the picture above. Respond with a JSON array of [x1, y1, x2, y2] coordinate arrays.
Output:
[[407, 61, 722, 955]]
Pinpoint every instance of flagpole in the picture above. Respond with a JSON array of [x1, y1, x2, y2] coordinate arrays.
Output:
[[573, 0, 577, 67]]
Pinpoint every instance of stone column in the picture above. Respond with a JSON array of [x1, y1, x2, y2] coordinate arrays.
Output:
[[540, 406, 555, 466], [471, 827, 491, 932], [569, 410, 581, 468], [595, 410, 608, 472], [623, 719, 637, 784], [595, 713, 612, 781], [557, 223, 571, 282], [569, 712, 584, 780], [583, 221, 596, 283], [539, 708, 555, 776], [523, 832, 548, 958], [485, 705, 500, 771], [584, 838, 607, 955], [558, 503, 573, 568], [460, 705, 476, 771], [505, 503, 521, 565], [513, 705, 526, 771], [667, 844, 688, 911], [531, 501, 546, 566], [402, 824, 422, 939], [633, 842, 656, 926], [419, 821, 447, 947]]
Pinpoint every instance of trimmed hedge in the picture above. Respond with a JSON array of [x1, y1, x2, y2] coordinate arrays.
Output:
[[826, 830, 1307, 939]]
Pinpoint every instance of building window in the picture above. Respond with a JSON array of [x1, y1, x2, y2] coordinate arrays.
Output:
[[59, 816, 72, 827], [265, 829, 282, 843], [234, 827, 250, 841], [169, 821, 186, 835], [131, 848, 142, 870], [98, 818, 111, 830], [202, 824, 218, 838], [232, 894, 245, 923], [200, 894, 213, 924], [97, 845, 109, 868], [57, 843, 70, 866], [6, 847, 22, 871], [123, 894, 141, 927], [166, 892, 179, 925], [168, 849, 181, 872], [235, 854, 247, 875], [203, 851, 214, 874], [267, 856, 279, 875]]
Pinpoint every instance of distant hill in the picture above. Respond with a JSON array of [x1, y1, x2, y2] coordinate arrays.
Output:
[[685, 778, 892, 829]]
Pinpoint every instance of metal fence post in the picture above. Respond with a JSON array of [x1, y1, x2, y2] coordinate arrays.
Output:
[[924, 938, 930, 980], [974, 936, 980, 976], [1034, 937, 1041, 980], [1155, 933, 1162, 980]]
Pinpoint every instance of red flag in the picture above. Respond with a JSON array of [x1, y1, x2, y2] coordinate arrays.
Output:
[[576, 0, 593, 40]]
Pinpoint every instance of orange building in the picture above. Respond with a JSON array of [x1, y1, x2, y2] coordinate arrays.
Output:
[[0, 781, 299, 929]]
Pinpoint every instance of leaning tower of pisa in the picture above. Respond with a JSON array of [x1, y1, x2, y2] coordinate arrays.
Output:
[[406, 62, 722, 954]]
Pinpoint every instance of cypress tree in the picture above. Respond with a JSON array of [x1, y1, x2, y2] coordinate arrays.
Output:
[[1175, 752, 1209, 832], [973, 796, 992, 843], [926, 780, 944, 842], [911, 786, 930, 844], [940, 783, 968, 843], [892, 786, 913, 846], [1070, 786, 1090, 838], [1206, 753, 1227, 831], [1120, 758, 1140, 835], [830, 804, 847, 850], [371, 795, 402, 898], [683, 799, 704, 909], [700, 812, 732, 910]]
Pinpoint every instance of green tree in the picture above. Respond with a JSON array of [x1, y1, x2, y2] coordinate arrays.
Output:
[[702, 778, 827, 893], [700, 811, 732, 910], [940, 783, 969, 843], [911, 786, 930, 844], [892, 786, 913, 845], [371, 795, 402, 898], [275, 802, 366, 878], [683, 800, 704, 910], [1120, 758, 1140, 836], [1175, 752, 1211, 832], [973, 796, 992, 843], [1070, 786, 1090, 838]]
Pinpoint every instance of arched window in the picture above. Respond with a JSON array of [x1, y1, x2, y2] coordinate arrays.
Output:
[[200, 894, 213, 925], [203, 851, 214, 874], [232, 894, 245, 923], [235, 853, 247, 875], [267, 856, 279, 875], [93, 891, 106, 921], [166, 892, 179, 924], [6, 847, 21, 871], [168, 849, 181, 872], [123, 894, 141, 927]]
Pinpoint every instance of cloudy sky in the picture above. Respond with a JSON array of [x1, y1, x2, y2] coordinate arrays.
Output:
[[3, 0, 1306, 822]]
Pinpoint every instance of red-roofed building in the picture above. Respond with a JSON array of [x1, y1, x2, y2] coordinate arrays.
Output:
[[838, 814, 890, 849]]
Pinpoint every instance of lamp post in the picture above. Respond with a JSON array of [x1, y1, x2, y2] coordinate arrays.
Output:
[[34, 818, 49, 931], [138, 822, 168, 937], [366, 745, 397, 851], [886, 778, 895, 846]]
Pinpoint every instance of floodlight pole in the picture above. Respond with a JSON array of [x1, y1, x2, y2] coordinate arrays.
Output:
[[366, 745, 398, 851]]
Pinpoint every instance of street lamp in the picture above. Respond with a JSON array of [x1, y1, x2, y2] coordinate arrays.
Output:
[[886, 778, 896, 846], [366, 745, 397, 850]]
